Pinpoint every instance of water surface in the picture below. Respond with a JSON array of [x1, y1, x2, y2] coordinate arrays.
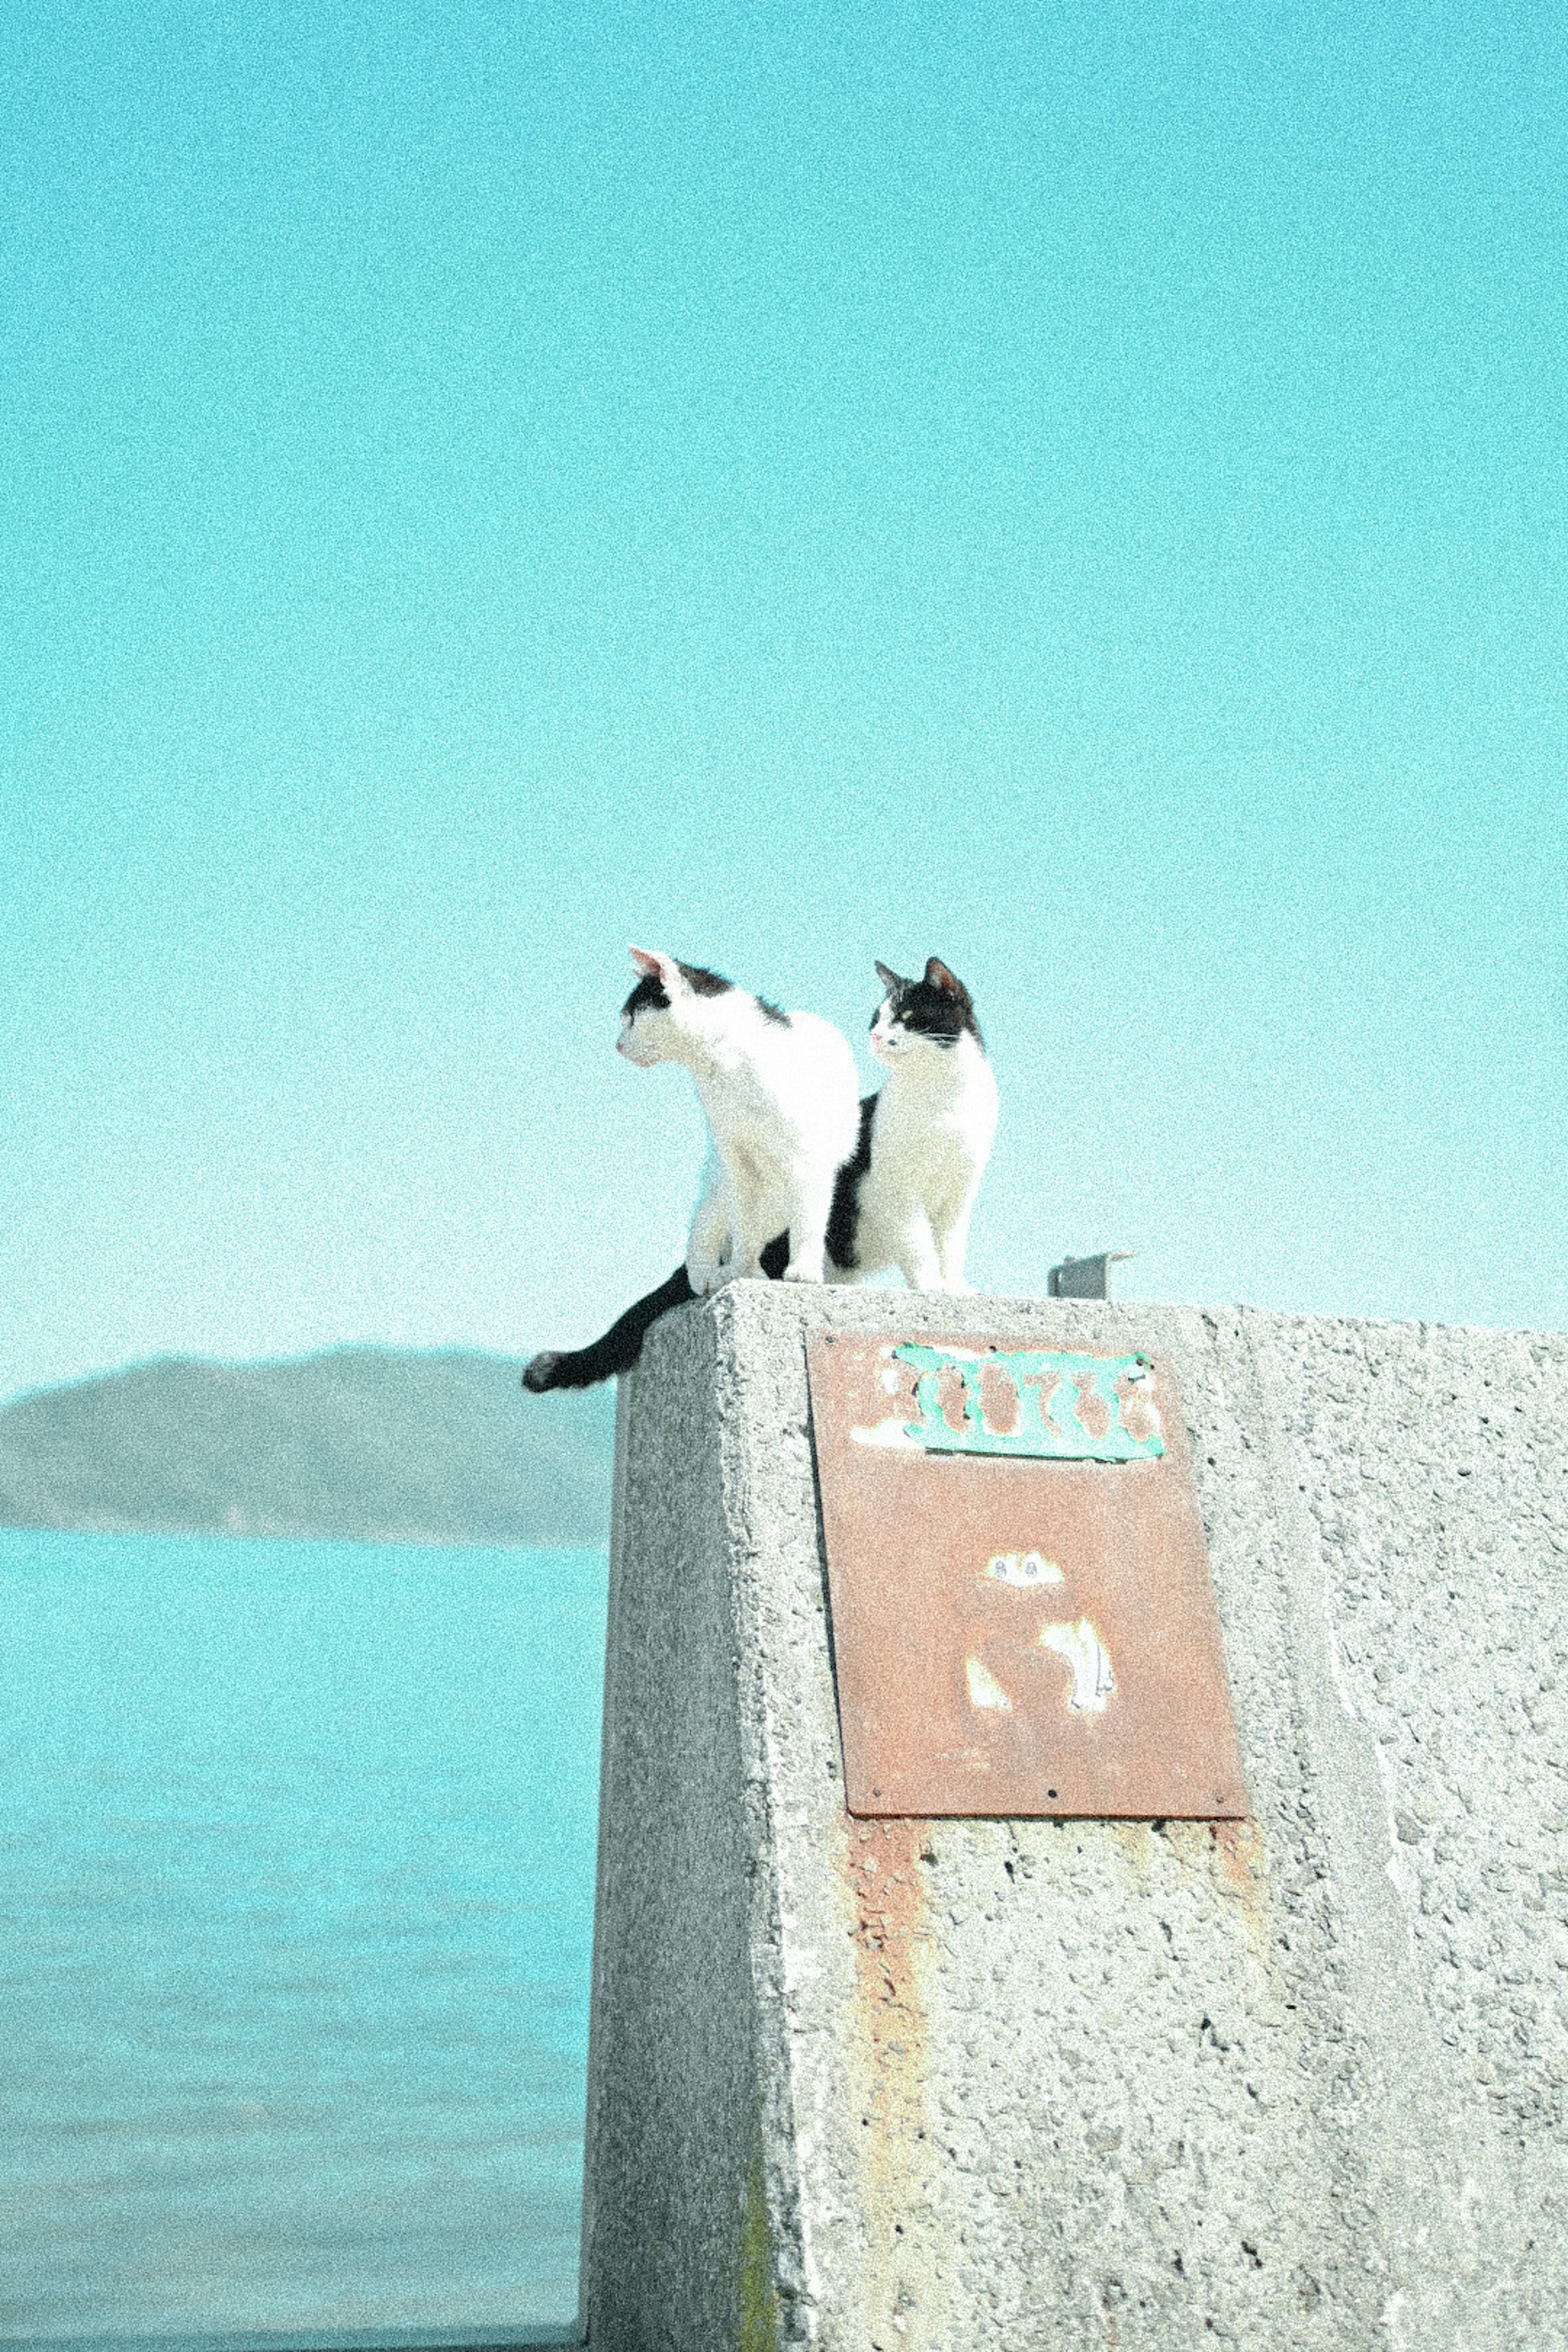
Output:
[[0, 1532, 607, 2345]]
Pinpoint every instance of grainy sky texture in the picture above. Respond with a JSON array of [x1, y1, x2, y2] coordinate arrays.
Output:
[[2, 0, 1565, 1403]]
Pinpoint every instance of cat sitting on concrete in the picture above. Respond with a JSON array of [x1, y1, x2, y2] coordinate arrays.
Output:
[[524, 949, 859, 1396], [611, 945, 865, 1298], [616, 947, 862, 1294], [825, 956, 998, 1293], [523, 956, 996, 1394]]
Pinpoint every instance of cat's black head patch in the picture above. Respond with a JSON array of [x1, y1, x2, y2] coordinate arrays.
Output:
[[677, 962, 734, 998], [622, 960, 736, 1019], [623, 973, 670, 1018], [873, 957, 982, 1049]]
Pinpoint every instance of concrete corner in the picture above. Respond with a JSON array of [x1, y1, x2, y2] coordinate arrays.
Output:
[[580, 1286, 1568, 2350]]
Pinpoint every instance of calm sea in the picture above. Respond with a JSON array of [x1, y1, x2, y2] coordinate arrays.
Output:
[[0, 1531, 608, 2348]]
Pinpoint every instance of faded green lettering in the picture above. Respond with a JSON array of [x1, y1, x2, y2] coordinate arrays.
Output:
[[893, 1345, 1165, 1461]]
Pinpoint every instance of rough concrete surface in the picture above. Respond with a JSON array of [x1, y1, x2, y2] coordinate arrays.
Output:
[[579, 1289, 1568, 2352]]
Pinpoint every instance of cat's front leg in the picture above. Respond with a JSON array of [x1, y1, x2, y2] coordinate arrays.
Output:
[[894, 1214, 944, 1292], [711, 1178, 768, 1283], [685, 1180, 731, 1297], [935, 1200, 976, 1294], [781, 1174, 835, 1283]]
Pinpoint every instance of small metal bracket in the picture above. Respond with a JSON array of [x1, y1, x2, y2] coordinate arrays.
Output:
[[1048, 1250, 1134, 1301]]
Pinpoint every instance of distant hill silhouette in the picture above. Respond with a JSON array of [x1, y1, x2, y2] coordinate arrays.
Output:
[[0, 1348, 615, 1547]]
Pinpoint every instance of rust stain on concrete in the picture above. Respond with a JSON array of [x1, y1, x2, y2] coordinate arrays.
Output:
[[1208, 1817, 1274, 1960], [1212, 1818, 1264, 1891], [842, 1816, 942, 2352], [847, 1818, 928, 2158]]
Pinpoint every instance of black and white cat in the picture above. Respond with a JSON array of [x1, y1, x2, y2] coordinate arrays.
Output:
[[522, 955, 996, 1393], [825, 957, 998, 1291], [619, 945, 859, 1290]]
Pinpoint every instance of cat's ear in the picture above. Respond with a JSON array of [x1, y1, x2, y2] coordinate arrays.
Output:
[[873, 960, 904, 994], [629, 946, 683, 993], [924, 958, 973, 1011]]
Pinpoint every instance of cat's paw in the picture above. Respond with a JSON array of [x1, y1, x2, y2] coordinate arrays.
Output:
[[521, 1352, 563, 1392], [687, 1252, 724, 1295], [782, 1260, 825, 1284]]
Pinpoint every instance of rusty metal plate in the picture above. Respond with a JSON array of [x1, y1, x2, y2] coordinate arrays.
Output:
[[806, 1334, 1247, 1820]]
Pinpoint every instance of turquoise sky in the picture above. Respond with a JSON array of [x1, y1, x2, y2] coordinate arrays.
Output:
[[3, 0, 1565, 1403]]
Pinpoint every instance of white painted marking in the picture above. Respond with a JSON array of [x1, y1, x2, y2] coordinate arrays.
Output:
[[849, 1417, 924, 1450], [965, 1656, 1014, 1712], [1039, 1617, 1116, 1711], [984, 1549, 1065, 1587]]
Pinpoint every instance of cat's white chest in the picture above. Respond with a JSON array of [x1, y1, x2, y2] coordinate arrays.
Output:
[[876, 1047, 997, 1182]]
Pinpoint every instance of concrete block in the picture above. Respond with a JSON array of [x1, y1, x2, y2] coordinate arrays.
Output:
[[579, 1288, 1568, 2351]]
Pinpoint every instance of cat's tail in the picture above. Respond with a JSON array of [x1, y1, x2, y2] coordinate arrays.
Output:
[[521, 1235, 791, 1392], [522, 1265, 695, 1391]]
